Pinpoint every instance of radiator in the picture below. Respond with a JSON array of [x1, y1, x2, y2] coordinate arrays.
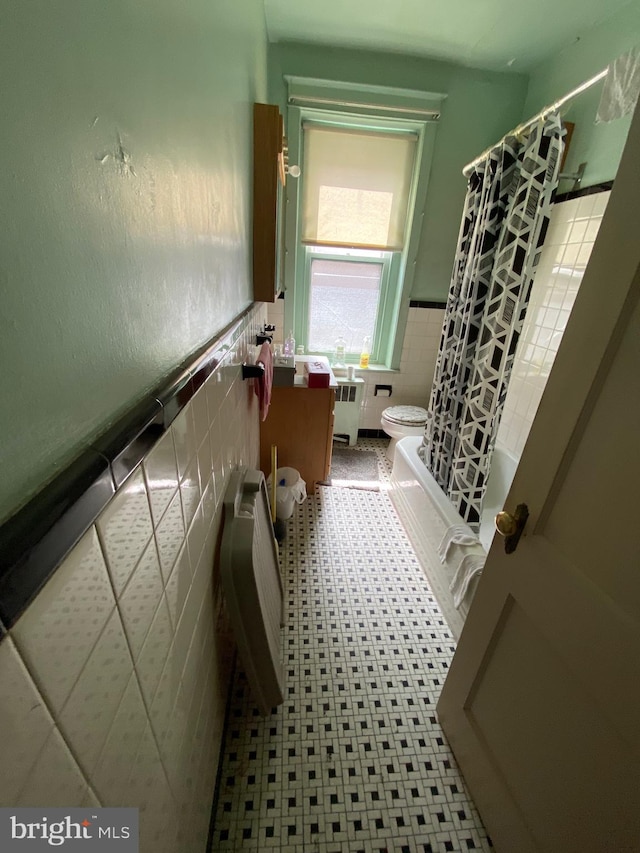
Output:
[[333, 378, 365, 446], [220, 467, 284, 716]]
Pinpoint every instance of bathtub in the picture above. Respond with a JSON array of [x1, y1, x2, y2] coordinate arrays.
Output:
[[389, 436, 518, 639]]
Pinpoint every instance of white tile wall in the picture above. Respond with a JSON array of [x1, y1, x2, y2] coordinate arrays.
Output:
[[3, 303, 267, 853], [267, 300, 444, 431], [357, 306, 443, 430], [266, 296, 285, 347], [497, 191, 610, 459]]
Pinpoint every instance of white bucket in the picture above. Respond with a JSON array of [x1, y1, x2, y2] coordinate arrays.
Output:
[[268, 467, 306, 519]]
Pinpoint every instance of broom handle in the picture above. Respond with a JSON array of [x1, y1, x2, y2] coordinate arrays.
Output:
[[270, 444, 277, 523]]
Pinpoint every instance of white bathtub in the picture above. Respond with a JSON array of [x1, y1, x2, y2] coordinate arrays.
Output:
[[389, 436, 518, 639]]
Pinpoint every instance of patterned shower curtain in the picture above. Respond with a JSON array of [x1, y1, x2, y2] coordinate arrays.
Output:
[[419, 112, 564, 531]]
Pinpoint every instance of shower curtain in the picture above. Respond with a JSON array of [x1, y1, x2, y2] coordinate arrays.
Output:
[[420, 112, 564, 531]]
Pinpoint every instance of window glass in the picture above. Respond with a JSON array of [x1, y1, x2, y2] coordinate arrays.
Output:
[[307, 256, 383, 354]]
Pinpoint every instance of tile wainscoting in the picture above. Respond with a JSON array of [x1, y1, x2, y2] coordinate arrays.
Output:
[[0, 302, 268, 852]]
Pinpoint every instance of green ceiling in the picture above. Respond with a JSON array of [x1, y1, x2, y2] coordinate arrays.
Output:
[[264, 0, 637, 71]]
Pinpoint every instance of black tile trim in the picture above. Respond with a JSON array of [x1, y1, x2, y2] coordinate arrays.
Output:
[[154, 368, 195, 429], [0, 449, 115, 627], [555, 181, 613, 204], [358, 428, 389, 439], [409, 300, 447, 309], [0, 304, 256, 635], [91, 397, 164, 490]]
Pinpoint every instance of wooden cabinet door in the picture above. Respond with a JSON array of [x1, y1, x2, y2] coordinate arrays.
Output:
[[259, 388, 335, 492]]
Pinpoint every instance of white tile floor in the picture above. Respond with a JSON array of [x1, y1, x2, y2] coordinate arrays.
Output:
[[210, 440, 491, 853]]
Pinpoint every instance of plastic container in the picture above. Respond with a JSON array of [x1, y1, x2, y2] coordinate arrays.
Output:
[[359, 335, 371, 369], [283, 331, 296, 357], [266, 467, 306, 519]]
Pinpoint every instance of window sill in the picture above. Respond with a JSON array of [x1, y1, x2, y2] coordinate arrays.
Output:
[[332, 364, 399, 376]]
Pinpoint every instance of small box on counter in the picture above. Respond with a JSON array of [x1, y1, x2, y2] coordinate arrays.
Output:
[[304, 360, 331, 388], [273, 354, 295, 369]]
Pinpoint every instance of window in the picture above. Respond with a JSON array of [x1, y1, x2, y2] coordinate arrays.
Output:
[[301, 125, 417, 250], [284, 80, 442, 366], [306, 249, 390, 355]]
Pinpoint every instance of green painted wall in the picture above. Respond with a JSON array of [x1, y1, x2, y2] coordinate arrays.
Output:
[[524, 3, 640, 187], [0, 1, 267, 523], [268, 43, 528, 303]]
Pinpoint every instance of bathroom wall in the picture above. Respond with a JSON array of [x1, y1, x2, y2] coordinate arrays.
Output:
[[497, 191, 611, 459], [0, 304, 266, 852], [523, 3, 640, 188], [267, 299, 444, 431], [268, 42, 529, 303], [0, 0, 267, 525]]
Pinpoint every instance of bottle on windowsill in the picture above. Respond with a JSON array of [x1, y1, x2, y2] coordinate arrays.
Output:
[[359, 335, 371, 369], [283, 330, 296, 357]]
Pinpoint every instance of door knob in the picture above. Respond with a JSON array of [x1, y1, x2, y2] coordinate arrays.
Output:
[[494, 504, 529, 554]]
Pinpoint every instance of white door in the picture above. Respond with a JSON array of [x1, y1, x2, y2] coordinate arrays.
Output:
[[437, 101, 640, 852]]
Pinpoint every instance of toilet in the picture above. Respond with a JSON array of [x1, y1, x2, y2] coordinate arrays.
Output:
[[381, 405, 428, 461]]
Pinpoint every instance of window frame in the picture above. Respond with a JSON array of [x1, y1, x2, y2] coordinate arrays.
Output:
[[282, 87, 441, 368]]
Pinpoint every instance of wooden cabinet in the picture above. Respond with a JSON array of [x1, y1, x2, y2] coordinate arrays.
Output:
[[253, 103, 286, 303], [259, 387, 335, 493]]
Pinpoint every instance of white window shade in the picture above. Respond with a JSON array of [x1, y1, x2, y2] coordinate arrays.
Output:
[[302, 125, 417, 250]]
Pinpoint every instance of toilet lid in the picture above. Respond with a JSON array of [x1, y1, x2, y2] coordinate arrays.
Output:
[[383, 405, 428, 426]]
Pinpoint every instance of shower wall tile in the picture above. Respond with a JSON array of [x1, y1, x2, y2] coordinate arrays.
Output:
[[498, 191, 610, 459], [2, 304, 266, 853]]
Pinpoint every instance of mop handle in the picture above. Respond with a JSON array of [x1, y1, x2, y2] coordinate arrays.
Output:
[[270, 444, 277, 523]]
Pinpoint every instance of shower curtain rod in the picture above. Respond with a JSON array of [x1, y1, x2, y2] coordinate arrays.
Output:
[[462, 68, 609, 177]]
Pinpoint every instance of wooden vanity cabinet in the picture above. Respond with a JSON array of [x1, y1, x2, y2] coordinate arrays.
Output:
[[259, 387, 335, 493]]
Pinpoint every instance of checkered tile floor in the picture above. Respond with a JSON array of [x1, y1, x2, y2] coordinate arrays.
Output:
[[210, 441, 491, 852]]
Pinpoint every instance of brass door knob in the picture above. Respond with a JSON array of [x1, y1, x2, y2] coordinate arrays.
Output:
[[494, 504, 529, 554], [495, 511, 518, 537]]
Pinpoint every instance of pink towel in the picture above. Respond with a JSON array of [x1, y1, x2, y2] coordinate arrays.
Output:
[[254, 342, 273, 421]]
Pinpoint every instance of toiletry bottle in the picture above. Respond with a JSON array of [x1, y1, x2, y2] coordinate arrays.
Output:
[[284, 330, 295, 357], [334, 336, 346, 368], [359, 336, 371, 369]]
